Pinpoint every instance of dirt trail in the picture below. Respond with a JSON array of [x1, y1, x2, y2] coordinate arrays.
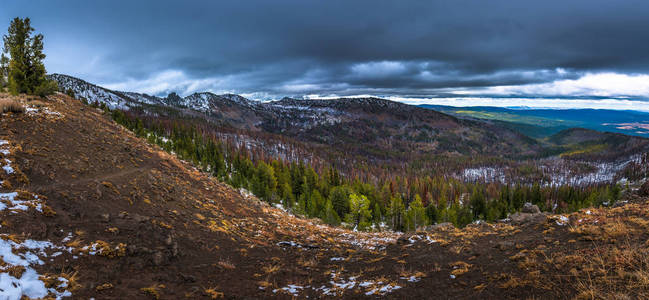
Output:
[[30, 166, 152, 191]]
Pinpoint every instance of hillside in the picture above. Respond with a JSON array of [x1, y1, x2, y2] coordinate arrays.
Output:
[[1, 93, 649, 299], [547, 128, 649, 161]]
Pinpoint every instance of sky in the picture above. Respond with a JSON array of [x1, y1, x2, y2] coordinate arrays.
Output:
[[2, 0, 649, 111]]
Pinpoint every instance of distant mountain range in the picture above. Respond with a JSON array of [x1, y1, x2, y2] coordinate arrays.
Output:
[[420, 104, 649, 138]]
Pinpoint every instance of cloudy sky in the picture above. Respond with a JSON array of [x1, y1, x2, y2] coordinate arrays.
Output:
[[3, 0, 649, 110]]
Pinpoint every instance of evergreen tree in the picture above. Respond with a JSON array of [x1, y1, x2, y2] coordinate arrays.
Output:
[[329, 186, 350, 218], [345, 193, 372, 231], [372, 203, 383, 231], [251, 161, 277, 202], [388, 195, 405, 231], [0, 52, 7, 88], [425, 203, 438, 224], [405, 194, 427, 231], [323, 199, 341, 226], [279, 182, 295, 208], [310, 190, 324, 218], [2, 17, 57, 96], [469, 186, 486, 219]]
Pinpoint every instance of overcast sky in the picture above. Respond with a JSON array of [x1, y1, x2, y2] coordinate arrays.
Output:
[[3, 0, 649, 110]]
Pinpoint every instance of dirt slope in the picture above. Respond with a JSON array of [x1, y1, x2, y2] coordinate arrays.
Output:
[[1, 93, 648, 299]]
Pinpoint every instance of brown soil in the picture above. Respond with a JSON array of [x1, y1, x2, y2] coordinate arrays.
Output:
[[1, 93, 648, 299]]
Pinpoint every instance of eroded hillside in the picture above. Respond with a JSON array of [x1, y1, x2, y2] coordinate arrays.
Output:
[[1, 93, 648, 299]]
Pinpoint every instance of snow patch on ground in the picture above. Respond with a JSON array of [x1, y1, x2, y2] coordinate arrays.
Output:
[[25, 106, 64, 119], [0, 192, 44, 213], [271, 271, 403, 297], [555, 215, 570, 226], [0, 236, 73, 299]]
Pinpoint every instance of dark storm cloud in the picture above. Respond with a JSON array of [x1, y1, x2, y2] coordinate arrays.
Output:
[[2, 0, 649, 99]]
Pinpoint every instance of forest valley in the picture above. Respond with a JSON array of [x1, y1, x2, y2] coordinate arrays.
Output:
[[103, 102, 649, 231]]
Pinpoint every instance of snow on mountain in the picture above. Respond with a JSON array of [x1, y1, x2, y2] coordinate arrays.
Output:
[[50, 74, 264, 113], [48, 74, 132, 110]]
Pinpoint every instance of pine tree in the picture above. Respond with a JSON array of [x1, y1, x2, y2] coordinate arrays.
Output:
[[345, 193, 372, 231], [372, 203, 383, 231], [388, 195, 405, 231], [252, 161, 277, 202], [2, 17, 57, 96], [405, 194, 427, 231], [323, 199, 341, 226], [310, 190, 324, 218], [0, 52, 7, 88], [425, 203, 438, 224], [469, 186, 486, 220], [329, 186, 350, 218]]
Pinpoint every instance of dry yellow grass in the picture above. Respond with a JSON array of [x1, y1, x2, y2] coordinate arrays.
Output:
[[217, 258, 236, 270], [0, 99, 24, 113]]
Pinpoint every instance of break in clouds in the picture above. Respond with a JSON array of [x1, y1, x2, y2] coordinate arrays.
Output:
[[3, 0, 649, 110]]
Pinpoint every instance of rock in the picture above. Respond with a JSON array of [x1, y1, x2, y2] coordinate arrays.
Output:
[[426, 222, 454, 231], [100, 213, 110, 222], [496, 241, 515, 251], [522, 203, 540, 214], [396, 233, 415, 245], [127, 244, 139, 255], [164, 234, 174, 246], [510, 212, 547, 225], [640, 181, 649, 197], [152, 250, 166, 266], [132, 214, 150, 223], [179, 273, 196, 283]]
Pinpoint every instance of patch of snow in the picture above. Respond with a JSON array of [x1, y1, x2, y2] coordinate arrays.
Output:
[[400, 276, 421, 282], [3, 159, 14, 174], [0, 237, 72, 299], [0, 192, 44, 213], [556, 215, 569, 226], [273, 284, 305, 297]]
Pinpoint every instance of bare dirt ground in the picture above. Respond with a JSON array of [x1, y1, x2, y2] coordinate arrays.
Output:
[[1, 93, 648, 299]]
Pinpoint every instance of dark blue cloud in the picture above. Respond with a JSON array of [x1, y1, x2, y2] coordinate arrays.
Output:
[[2, 0, 649, 101]]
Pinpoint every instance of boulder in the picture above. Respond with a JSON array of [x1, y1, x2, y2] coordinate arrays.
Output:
[[521, 202, 541, 214], [427, 222, 454, 231], [396, 233, 414, 245], [510, 212, 547, 225]]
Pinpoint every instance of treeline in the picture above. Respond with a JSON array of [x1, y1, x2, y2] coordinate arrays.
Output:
[[109, 108, 623, 230]]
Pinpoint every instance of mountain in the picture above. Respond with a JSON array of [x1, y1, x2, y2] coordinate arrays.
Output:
[[2, 88, 649, 299], [421, 104, 649, 138], [51, 74, 542, 160]]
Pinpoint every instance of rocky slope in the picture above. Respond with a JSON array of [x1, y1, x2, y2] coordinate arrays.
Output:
[[1, 92, 648, 299]]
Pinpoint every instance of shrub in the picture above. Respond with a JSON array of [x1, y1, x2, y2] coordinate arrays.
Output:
[[33, 79, 58, 97]]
